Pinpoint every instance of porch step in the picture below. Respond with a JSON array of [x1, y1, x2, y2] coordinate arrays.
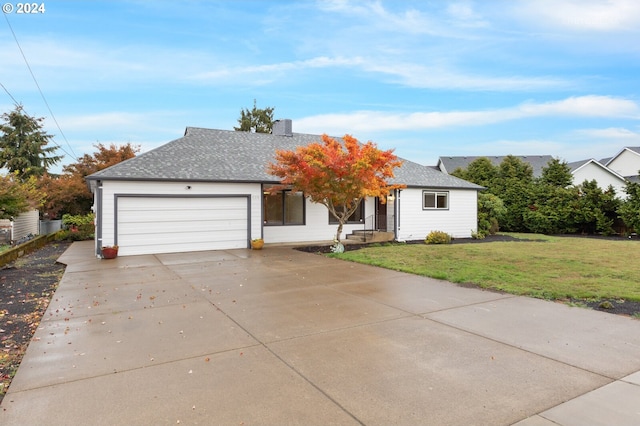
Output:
[[346, 230, 395, 243]]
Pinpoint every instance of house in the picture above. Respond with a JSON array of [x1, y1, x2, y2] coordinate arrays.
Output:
[[0, 209, 40, 244], [86, 120, 482, 257], [604, 147, 640, 183], [567, 159, 627, 197], [437, 155, 554, 178], [438, 154, 632, 197]]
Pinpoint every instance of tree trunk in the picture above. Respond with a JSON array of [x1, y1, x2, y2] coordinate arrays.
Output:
[[335, 221, 344, 243]]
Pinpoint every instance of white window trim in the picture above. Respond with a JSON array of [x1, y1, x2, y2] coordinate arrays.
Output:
[[423, 190, 449, 210]]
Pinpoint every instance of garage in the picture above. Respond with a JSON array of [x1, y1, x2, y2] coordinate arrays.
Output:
[[115, 195, 250, 256]]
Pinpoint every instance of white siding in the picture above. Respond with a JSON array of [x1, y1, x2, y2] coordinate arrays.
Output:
[[607, 149, 640, 177], [4, 210, 40, 241], [264, 197, 376, 244], [98, 181, 262, 255], [396, 188, 477, 241], [572, 163, 627, 198]]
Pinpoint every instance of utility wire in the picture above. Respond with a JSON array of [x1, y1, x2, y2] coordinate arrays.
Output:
[[3, 12, 78, 161], [0, 81, 20, 106], [0, 80, 76, 160]]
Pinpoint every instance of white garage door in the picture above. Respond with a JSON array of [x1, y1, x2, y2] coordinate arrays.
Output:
[[117, 196, 249, 256]]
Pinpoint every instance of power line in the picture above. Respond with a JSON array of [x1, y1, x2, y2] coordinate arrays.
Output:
[[0, 81, 20, 106], [0, 80, 76, 160], [3, 12, 78, 161]]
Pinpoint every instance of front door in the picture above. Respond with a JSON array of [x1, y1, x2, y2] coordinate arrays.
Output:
[[376, 198, 387, 231]]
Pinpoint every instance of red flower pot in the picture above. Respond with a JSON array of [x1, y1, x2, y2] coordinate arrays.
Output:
[[102, 247, 118, 259]]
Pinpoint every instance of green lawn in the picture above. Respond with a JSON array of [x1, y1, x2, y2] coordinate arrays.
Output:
[[332, 234, 640, 302]]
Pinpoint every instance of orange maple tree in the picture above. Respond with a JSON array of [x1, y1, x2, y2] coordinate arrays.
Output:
[[268, 134, 405, 243], [40, 143, 139, 217]]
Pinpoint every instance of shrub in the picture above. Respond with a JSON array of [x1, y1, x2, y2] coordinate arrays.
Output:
[[471, 230, 487, 240], [425, 230, 452, 244], [58, 213, 95, 241]]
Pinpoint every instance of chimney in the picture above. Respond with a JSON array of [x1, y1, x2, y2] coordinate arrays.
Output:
[[273, 119, 293, 136]]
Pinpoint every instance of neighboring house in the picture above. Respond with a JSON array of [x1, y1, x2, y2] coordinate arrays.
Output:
[[86, 120, 482, 257], [438, 154, 633, 198], [604, 147, 640, 183], [567, 159, 627, 197], [437, 155, 554, 178], [0, 209, 40, 243]]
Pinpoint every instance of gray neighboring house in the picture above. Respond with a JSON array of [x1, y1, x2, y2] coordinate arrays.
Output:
[[437, 155, 554, 178], [86, 120, 482, 257]]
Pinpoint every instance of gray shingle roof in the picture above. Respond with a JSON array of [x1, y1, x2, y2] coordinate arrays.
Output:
[[87, 127, 482, 190], [438, 155, 554, 178], [567, 159, 590, 172]]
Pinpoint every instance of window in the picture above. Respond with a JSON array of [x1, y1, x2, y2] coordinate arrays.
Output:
[[329, 199, 365, 224], [263, 186, 304, 225], [423, 191, 448, 210]]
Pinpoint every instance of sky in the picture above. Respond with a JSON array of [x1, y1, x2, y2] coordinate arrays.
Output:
[[1, 0, 639, 174]]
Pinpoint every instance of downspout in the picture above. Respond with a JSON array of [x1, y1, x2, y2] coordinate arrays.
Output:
[[394, 189, 401, 241], [95, 180, 103, 257]]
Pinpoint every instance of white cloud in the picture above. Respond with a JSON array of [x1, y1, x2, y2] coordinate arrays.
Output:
[[574, 127, 640, 142], [191, 56, 364, 83], [295, 96, 640, 135], [364, 62, 567, 91], [514, 0, 640, 32]]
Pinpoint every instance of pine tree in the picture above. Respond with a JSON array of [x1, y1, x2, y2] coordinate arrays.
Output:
[[0, 105, 62, 180]]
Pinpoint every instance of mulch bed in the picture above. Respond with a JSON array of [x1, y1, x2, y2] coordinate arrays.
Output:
[[0, 241, 71, 403]]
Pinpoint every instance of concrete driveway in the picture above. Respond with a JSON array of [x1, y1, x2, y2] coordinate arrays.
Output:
[[2, 241, 640, 425]]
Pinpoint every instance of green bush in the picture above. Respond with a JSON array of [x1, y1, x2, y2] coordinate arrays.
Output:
[[425, 230, 452, 244], [471, 230, 486, 240], [58, 213, 95, 241]]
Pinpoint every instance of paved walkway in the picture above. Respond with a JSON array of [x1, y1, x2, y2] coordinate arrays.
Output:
[[1, 241, 639, 425]]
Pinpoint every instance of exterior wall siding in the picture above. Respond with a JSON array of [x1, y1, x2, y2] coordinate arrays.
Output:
[[95, 181, 477, 251], [396, 188, 477, 241], [607, 150, 640, 177], [97, 181, 262, 250], [572, 164, 627, 198], [1, 210, 40, 241], [264, 197, 376, 244]]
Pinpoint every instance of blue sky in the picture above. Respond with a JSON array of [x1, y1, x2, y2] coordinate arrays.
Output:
[[2, 0, 639, 174]]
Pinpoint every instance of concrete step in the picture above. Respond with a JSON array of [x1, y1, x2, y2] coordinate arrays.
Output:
[[346, 231, 394, 243]]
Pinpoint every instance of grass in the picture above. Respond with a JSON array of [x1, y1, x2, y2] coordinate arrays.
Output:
[[332, 233, 640, 302]]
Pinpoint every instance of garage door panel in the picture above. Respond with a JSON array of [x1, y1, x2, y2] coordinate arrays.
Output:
[[118, 207, 247, 223], [116, 196, 249, 256], [119, 229, 246, 246], [118, 218, 247, 234]]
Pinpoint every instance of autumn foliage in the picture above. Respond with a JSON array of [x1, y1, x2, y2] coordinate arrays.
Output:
[[268, 134, 404, 242], [41, 143, 139, 218]]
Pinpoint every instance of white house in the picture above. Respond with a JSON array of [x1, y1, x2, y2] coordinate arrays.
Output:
[[86, 121, 482, 257], [568, 159, 627, 197], [604, 147, 640, 183]]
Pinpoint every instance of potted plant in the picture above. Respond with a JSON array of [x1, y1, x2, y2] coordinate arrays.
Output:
[[250, 238, 264, 250], [101, 245, 119, 259]]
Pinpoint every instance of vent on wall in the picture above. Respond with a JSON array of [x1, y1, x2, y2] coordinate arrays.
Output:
[[273, 119, 293, 136]]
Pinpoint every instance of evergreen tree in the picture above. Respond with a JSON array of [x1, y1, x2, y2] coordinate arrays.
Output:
[[234, 100, 275, 133], [451, 157, 497, 189], [539, 158, 573, 187], [492, 156, 534, 232], [618, 173, 640, 234], [0, 105, 61, 180]]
